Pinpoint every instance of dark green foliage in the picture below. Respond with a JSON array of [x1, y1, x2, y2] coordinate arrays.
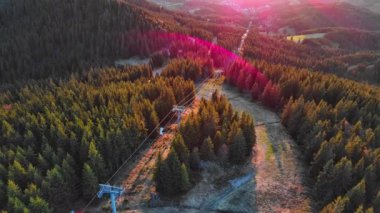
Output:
[[0, 69, 195, 211], [165, 149, 182, 189], [261, 56, 380, 210], [155, 92, 256, 195], [189, 148, 201, 170], [199, 100, 219, 139], [172, 134, 190, 165], [154, 153, 169, 194], [180, 164, 191, 192], [41, 166, 69, 207], [180, 115, 202, 149], [154, 149, 190, 196], [0, 0, 156, 83], [213, 131, 225, 153], [81, 163, 98, 200], [29, 196, 52, 213], [200, 137, 215, 161], [154, 87, 176, 121], [314, 158, 353, 206], [228, 129, 247, 164], [346, 180, 366, 212], [87, 141, 107, 182], [161, 59, 204, 81], [239, 112, 256, 155], [321, 196, 350, 213]]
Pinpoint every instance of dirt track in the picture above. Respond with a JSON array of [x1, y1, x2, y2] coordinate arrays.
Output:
[[195, 80, 312, 212], [117, 80, 312, 213]]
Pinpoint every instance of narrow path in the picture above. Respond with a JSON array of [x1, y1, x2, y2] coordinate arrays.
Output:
[[119, 104, 200, 209], [198, 80, 312, 212], [237, 21, 252, 55]]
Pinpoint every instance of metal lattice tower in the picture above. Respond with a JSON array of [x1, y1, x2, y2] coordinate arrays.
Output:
[[97, 184, 124, 213], [172, 105, 186, 124]]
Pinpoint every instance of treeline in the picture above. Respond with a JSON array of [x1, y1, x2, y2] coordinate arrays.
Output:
[[0, 0, 219, 83], [243, 31, 380, 84], [0, 65, 195, 212], [224, 58, 282, 110], [267, 3, 380, 32], [154, 92, 256, 195], [246, 59, 380, 211], [325, 29, 380, 51], [0, 0, 157, 82], [161, 58, 212, 81]]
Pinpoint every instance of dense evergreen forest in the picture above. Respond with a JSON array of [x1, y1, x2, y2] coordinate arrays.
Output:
[[223, 43, 380, 211], [155, 92, 255, 195], [0, 65, 196, 212], [0, 0, 153, 82], [1, 0, 380, 212], [263, 3, 380, 32], [243, 31, 380, 84], [158, 15, 380, 211], [0, 0, 217, 83]]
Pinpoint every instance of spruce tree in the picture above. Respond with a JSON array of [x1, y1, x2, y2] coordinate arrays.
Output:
[[189, 148, 201, 170], [346, 179, 366, 212], [7, 196, 28, 213], [180, 164, 191, 192], [41, 166, 69, 207], [154, 153, 164, 193], [24, 183, 40, 201], [172, 134, 190, 165], [88, 140, 107, 181], [29, 196, 52, 213], [334, 157, 353, 196], [310, 140, 335, 178], [321, 196, 349, 213], [154, 87, 176, 121], [228, 129, 247, 164], [180, 116, 202, 149], [314, 160, 335, 203], [239, 112, 256, 155], [345, 136, 363, 164], [200, 137, 215, 161], [165, 149, 182, 195], [213, 131, 225, 153], [155, 155, 172, 195], [61, 154, 79, 200], [81, 163, 98, 200]]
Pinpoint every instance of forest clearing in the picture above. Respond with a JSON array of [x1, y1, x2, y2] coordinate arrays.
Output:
[[286, 33, 326, 43], [114, 79, 312, 212]]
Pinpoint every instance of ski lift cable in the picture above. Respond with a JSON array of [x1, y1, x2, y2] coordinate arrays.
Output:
[[81, 71, 216, 212], [104, 71, 214, 184]]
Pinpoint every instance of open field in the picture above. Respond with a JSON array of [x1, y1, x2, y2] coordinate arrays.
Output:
[[287, 33, 326, 43]]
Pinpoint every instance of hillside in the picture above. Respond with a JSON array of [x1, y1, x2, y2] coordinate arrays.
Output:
[[0, 0, 154, 82], [258, 2, 380, 33], [1, 0, 380, 213], [0, 0, 216, 84]]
